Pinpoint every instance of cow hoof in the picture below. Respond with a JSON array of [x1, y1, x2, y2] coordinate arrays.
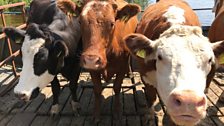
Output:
[[71, 100, 81, 116], [50, 104, 59, 115]]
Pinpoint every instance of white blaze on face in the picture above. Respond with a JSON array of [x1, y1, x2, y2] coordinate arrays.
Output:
[[163, 6, 186, 25], [14, 35, 54, 99], [82, 1, 109, 16]]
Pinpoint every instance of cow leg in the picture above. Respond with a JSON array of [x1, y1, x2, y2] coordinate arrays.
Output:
[[127, 55, 135, 84], [90, 72, 102, 124], [50, 76, 61, 115], [144, 84, 157, 126], [113, 73, 125, 125], [69, 69, 81, 116]]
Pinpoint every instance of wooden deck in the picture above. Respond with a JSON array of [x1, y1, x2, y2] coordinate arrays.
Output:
[[0, 65, 224, 126]]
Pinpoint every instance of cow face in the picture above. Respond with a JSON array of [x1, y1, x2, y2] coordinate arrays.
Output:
[[79, 0, 140, 70], [124, 25, 223, 125], [3, 23, 68, 101]]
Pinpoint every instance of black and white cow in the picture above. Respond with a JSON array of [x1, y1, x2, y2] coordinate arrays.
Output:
[[3, 0, 82, 115]]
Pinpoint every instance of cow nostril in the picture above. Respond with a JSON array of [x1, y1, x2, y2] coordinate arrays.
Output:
[[15, 93, 26, 99], [30, 87, 40, 99], [197, 97, 206, 107], [95, 57, 101, 65]]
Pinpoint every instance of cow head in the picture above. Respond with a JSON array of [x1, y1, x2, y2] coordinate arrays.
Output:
[[124, 25, 224, 125], [3, 23, 68, 101], [79, 0, 140, 70]]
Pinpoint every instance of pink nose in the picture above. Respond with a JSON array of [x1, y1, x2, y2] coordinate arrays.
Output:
[[81, 55, 102, 69], [169, 90, 206, 110]]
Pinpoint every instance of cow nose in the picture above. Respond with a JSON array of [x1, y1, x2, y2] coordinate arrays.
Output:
[[82, 55, 102, 69], [169, 90, 206, 110]]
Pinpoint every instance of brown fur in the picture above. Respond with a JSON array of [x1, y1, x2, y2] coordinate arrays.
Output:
[[79, 0, 140, 123]]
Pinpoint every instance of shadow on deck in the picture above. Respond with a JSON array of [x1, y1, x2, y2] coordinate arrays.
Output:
[[0, 65, 224, 126]]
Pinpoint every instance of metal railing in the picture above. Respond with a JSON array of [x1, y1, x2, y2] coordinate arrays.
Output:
[[0, 2, 27, 96]]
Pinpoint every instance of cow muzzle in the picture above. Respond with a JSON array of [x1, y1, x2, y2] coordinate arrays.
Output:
[[14, 87, 40, 101], [81, 54, 105, 70], [167, 90, 207, 125]]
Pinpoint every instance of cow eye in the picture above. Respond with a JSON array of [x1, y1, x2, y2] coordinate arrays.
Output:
[[158, 55, 162, 60], [111, 22, 115, 28], [208, 58, 212, 63]]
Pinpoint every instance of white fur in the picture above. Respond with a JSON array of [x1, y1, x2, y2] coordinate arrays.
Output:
[[143, 25, 214, 106], [163, 6, 186, 25], [82, 1, 108, 16], [14, 35, 54, 99]]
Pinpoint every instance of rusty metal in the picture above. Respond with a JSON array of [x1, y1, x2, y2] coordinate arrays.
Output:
[[0, 2, 26, 95]]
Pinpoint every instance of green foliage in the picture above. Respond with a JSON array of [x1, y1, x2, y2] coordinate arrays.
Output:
[[126, 0, 153, 10]]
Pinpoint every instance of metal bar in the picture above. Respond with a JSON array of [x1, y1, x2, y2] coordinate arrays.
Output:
[[193, 8, 213, 11], [0, 2, 25, 10], [21, 4, 26, 23], [1, 12, 18, 76], [0, 24, 26, 39], [0, 50, 20, 67]]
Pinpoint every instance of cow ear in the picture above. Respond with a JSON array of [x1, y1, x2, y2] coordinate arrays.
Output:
[[3, 27, 25, 45], [115, 4, 141, 22], [124, 33, 154, 59], [212, 40, 224, 61], [53, 40, 69, 58], [57, 0, 80, 16]]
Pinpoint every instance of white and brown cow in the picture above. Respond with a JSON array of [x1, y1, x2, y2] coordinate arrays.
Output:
[[124, 0, 224, 125], [3, 0, 82, 115], [78, 0, 140, 124]]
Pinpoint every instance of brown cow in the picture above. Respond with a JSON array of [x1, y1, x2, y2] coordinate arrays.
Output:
[[78, 0, 140, 124], [124, 0, 224, 125], [209, 0, 224, 42]]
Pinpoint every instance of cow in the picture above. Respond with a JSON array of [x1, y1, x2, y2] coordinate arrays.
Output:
[[209, 0, 224, 42], [208, 0, 224, 100], [124, 0, 224, 125], [3, 0, 82, 115], [74, 0, 140, 124]]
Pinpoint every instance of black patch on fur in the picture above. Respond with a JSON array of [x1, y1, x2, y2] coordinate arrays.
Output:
[[30, 87, 40, 99]]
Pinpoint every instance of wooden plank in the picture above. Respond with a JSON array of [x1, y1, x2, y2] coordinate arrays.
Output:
[[37, 90, 54, 114], [61, 84, 83, 115], [134, 82, 148, 115], [112, 86, 126, 126], [126, 116, 141, 126], [43, 87, 71, 126], [79, 87, 93, 115], [206, 82, 223, 116], [0, 114, 14, 126], [57, 87, 71, 113], [211, 116, 224, 126], [123, 87, 136, 115], [98, 116, 112, 126], [43, 115, 60, 126], [30, 115, 48, 126], [24, 87, 51, 112], [83, 116, 92, 126], [0, 89, 24, 113], [7, 113, 36, 126], [70, 116, 85, 126], [57, 116, 72, 126], [101, 88, 113, 115]]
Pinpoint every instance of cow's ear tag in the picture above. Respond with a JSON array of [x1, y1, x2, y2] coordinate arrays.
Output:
[[136, 49, 146, 58], [218, 53, 224, 64]]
